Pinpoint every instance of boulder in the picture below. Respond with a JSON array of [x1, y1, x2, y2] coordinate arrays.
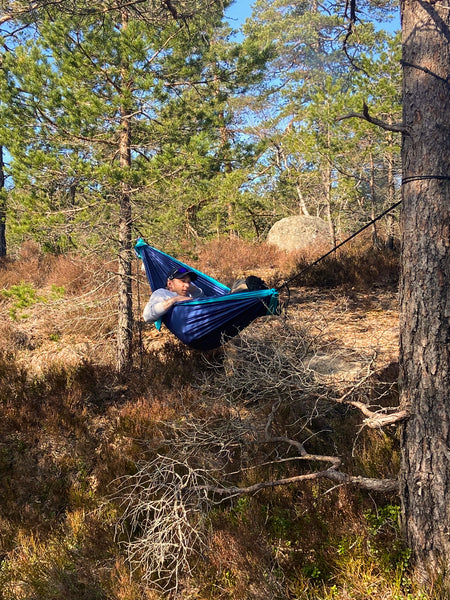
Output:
[[267, 215, 331, 252]]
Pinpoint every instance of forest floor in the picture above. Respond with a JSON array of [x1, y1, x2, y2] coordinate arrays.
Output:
[[291, 286, 399, 365], [7, 286, 398, 375], [1, 254, 414, 600]]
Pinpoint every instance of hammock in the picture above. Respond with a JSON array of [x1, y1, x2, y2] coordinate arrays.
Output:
[[135, 239, 279, 351]]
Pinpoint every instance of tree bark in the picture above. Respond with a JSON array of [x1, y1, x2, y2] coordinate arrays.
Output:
[[399, 0, 450, 586], [117, 168, 133, 374], [0, 146, 6, 257], [322, 163, 337, 248], [369, 152, 379, 247], [296, 183, 310, 216], [116, 10, 133, 374]]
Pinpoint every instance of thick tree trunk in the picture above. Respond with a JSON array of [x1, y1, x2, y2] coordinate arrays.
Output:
[[385, 141, 396, 250], [399, 0, 450, 587]]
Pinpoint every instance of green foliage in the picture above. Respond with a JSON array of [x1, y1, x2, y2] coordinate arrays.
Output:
[[1, 0, 402, 253], [2, 1, 281, 255], [365, 504, 412, 577], [238, 0, 402, 241], [0, 282, 65, 320], [1, 282, 46, 319], [229, 495, 251, 525], [49, 284, 65, 299], [365, 503, 401, 536]]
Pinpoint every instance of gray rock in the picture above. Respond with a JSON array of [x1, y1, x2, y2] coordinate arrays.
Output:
[[267, 215, 331, 251]]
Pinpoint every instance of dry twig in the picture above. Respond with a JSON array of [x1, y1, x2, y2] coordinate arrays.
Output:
[[114, 311, 401, 592]]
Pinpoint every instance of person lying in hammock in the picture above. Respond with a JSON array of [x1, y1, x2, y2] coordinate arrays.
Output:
[[143, 264, 269, 324], [143, 266, 204, 323]]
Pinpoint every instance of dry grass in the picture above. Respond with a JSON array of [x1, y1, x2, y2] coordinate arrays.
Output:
[[0, 240, 438, 600], [190, 236, 297, 288], [289, 236, 400, 289]]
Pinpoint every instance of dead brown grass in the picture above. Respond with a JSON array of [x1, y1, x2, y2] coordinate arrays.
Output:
[[191, 236, 297, 288], [179, 235, 400, 294], [0, 241, 105, 294], [289, 236, 400, 289], [0, 242, 432, 600]]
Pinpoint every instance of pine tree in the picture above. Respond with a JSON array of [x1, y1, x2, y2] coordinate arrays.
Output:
[[236, 0, 401, 242], [399, 0, 450, 587], [0, 0, 233, 371]]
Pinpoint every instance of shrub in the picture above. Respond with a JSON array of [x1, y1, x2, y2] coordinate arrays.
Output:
[[1, 282, 46, 320], [289, 238, 400, 289]]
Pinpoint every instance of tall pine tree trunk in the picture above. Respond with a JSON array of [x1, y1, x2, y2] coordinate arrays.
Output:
[[218, 109, 235, 237], [117, 133, 133, 373], [399, 0, 450, 586], [0, 146, 6, 257], [116, 10, 133, 374], [296, 183, 310, 216], [369, 152, 379, 247], [322, 164, 337, 248]]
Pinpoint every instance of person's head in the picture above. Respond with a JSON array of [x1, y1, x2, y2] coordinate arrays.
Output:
[[166, 266, 198, 296]]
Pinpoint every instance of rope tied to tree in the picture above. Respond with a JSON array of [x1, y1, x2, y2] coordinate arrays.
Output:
[[402, 175, 450, 184], [276, 199, 402, 292]]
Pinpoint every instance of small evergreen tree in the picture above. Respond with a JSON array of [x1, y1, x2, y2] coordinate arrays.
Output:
[[0, 0, 237, 371]]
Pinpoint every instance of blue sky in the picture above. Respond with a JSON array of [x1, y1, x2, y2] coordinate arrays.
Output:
[[225, 0, 401, 33], [225, 0, 253, 27]]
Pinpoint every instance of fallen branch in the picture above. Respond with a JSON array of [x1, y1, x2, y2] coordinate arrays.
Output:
[[363, 409, 409, 428], [201, 468, 398, 496], [331, 364, 409, 428]]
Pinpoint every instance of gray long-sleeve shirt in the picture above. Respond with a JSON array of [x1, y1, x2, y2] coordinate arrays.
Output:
[[143, 285, 204, 323]]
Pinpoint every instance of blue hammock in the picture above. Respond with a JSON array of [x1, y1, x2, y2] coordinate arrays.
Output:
[[135, 239, 279, 351]]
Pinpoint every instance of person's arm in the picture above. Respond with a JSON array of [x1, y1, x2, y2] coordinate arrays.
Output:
[[143, 289, 189, 323]]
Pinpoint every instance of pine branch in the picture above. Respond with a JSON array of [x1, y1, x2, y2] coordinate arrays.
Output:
[[338, 102, 409, 134]]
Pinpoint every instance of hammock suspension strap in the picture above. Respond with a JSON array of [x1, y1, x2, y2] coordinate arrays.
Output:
[[277, 199, 402, 291]]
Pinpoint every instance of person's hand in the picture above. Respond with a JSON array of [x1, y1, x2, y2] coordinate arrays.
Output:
[[165, 295, 192, 310], [172, 295, 192, 304]]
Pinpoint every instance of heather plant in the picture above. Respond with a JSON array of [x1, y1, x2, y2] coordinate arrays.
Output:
[[0, 510, 117, 600], [0, 242, 424, 600], [190, 235, 399, 294], [290, 238, 400, 289]]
